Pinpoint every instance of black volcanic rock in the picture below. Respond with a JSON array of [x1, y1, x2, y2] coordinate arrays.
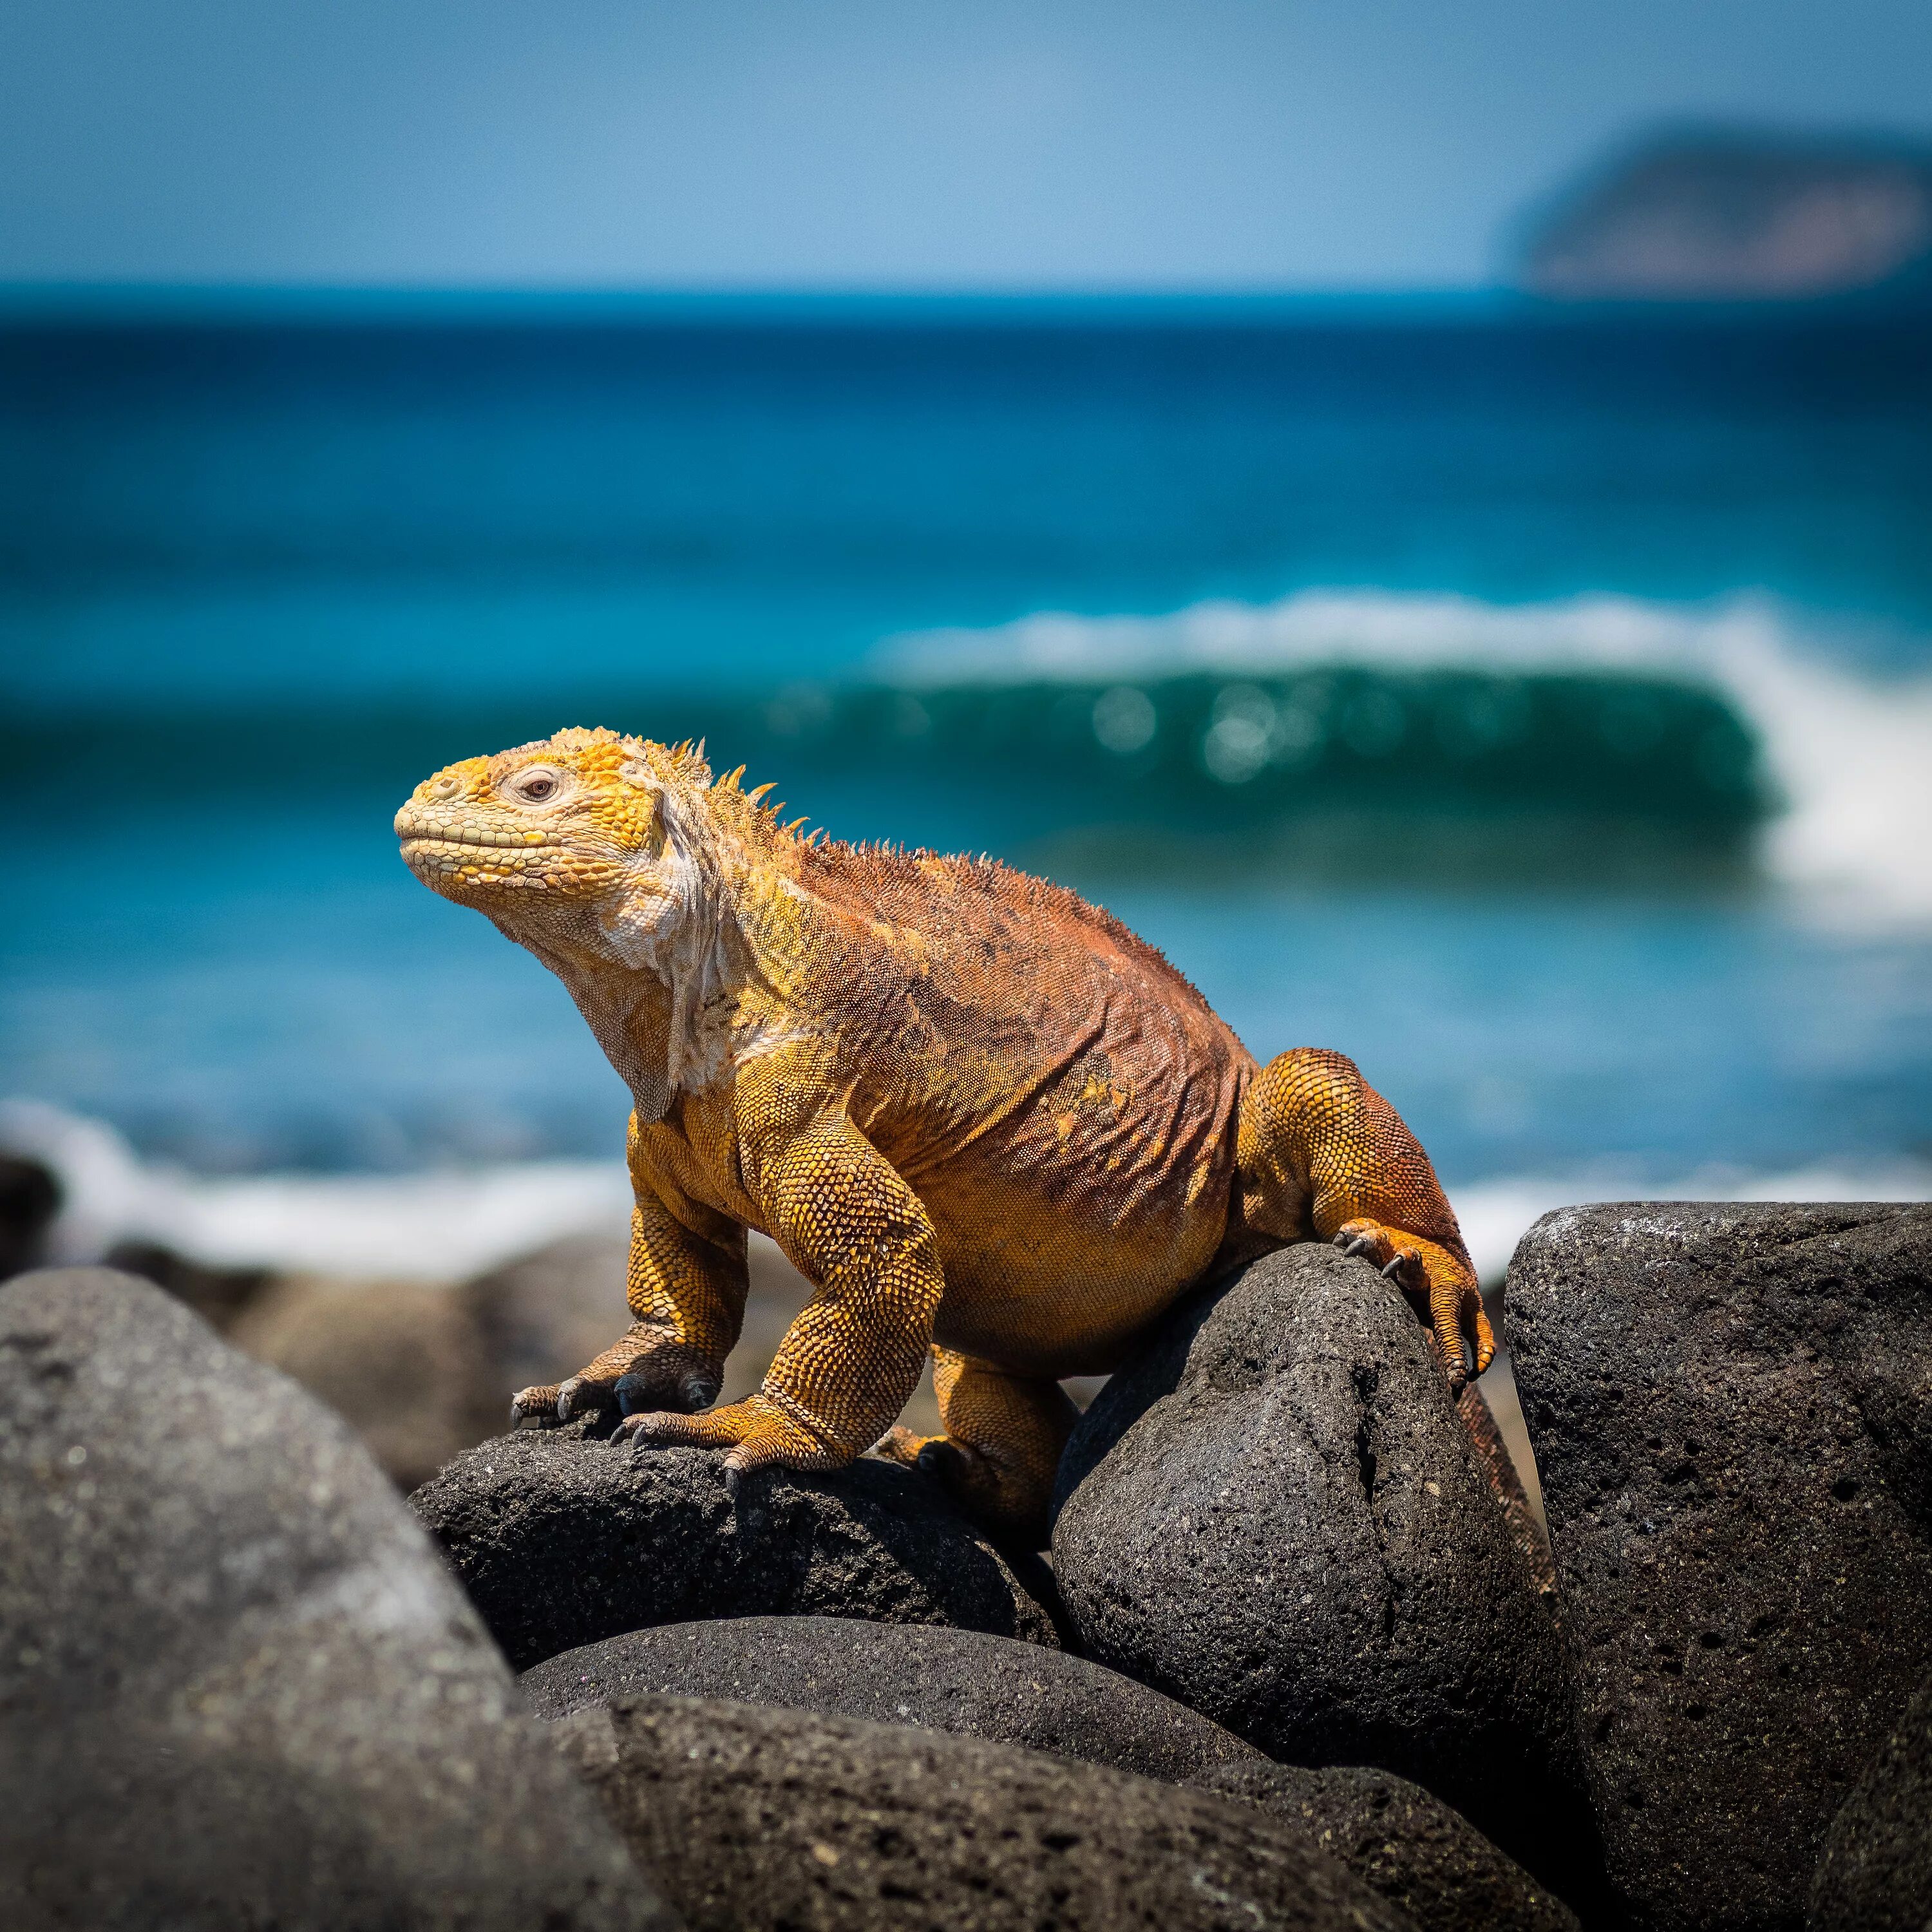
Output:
[[1809, 1665, 1932, 1932], [521, 1612, 1255, 1781], [1049, 1242, 1597, 1902], [1509, 1201, 1932, 1932], [1198, 1760, 1582, 1932], [0, 1267, 676, 1932], [527, 1615, 1578, 1931], [411, 1427, 1057, 1670], [556, 1692, 1416, 1932]]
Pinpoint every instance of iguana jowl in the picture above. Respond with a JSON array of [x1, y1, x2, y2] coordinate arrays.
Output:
[[397, 727, 1488, 1541]]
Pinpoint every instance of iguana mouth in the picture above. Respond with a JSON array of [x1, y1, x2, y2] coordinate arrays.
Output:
[[394, 813, 551, 852], [402, 829, 551, 851]]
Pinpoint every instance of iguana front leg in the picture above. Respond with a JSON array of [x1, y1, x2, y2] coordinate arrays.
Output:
[[510, 1141, 747, 1426], [1238, 1046, 1493, 1388], [619, 1097, 942, 1484]]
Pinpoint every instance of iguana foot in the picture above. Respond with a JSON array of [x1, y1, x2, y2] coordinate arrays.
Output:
[[616, 1392, 844, 1482], [874, 1423, 996, 1490], [1331, 1217, 1495, 1392], [510, 1345, 721, 1431], [873, 1437, 1036, 1538]]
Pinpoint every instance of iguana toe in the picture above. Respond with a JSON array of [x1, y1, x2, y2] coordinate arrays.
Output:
[[509, 1383, 564, 1428], [1381, 1247, 1425, 1288], [1429, 1287, 1473, 1392], [870, 1423, 927, 1468], [1470, 1297, 1498, 1377], [554, 1374, 622, 1423]]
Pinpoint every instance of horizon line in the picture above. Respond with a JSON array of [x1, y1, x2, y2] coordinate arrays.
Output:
[[0, 279, 1514, 315], [3, 280, 1920, 327]]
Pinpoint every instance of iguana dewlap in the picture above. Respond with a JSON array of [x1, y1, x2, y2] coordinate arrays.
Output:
[[397, 727, 1487, 1541]]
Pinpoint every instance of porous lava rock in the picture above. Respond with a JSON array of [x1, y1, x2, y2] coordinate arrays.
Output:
[[1808, 1665, 1932, 1932], [1050, 1241, 1595, 1897], [556, 1692, 1416, 1932], [522, 1611, 1261, 1780], [412, 1427, 1057, 1670], [1510, 1202, 1932, 1932], [0, 1267, 677, 1932], [1197, 1760, 1582, 1932], [527, 1614, 1578, 1931]]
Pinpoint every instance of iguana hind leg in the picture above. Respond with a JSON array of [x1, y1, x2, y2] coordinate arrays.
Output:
[[876, 1347, 1078, 1549], [1237, 1046, 1492, 1388]]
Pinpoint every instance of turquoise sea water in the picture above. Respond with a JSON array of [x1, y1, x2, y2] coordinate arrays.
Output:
[[3, 296, 1929, 1235]]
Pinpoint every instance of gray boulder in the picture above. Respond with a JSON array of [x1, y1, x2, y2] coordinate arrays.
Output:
[[1050, 1242, 1596, 1900], [0, 1267, 677, 1932], [1510, 1202, 1932, 1932], [1809, 1667, 1932, 1932], [522, 1611, 1263, 1780], [527, 1615, 1578, 1932], [556, 1692, 1416, 1932], [412, 1428, 1057, 1670], [1198, 1761, 1582, 1932]]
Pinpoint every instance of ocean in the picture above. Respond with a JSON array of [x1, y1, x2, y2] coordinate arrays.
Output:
[[4, 295, 1929, 1282]]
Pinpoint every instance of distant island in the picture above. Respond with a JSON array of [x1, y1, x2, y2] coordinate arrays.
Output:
[[1515, 128, 1932, 302]]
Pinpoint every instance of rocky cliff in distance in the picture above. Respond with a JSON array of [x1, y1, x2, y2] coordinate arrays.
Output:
[[1515, 128, 1932, 303]]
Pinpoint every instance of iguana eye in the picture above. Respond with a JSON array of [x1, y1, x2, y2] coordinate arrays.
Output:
[[507, 765, 566, 805]]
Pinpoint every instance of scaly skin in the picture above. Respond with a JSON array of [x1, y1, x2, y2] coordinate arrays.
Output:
[[396, 727, 1488, 1544]]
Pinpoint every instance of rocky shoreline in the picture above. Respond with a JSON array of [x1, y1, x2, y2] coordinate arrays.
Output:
[[3, 1202, 1928, 1930]]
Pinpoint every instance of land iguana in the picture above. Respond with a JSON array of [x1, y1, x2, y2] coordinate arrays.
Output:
[[396, 727, 1489, 1542]]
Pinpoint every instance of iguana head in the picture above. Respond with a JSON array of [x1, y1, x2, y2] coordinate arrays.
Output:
[[395, 725, 718, 964]]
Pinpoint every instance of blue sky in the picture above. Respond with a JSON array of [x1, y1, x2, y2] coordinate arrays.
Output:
[[5, 0, 1931, 290]]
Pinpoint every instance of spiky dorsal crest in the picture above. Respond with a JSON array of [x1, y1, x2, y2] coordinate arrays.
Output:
[[547, 724, 624, 755], [606, 734, 712, 791]]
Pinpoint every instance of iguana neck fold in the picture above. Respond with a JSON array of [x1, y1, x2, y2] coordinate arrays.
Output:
[[516, 767, 804, 1121]]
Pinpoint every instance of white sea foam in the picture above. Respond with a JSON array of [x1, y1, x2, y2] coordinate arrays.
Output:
[[5, 1100, 1924, 1293], [0, 1100, 631, 1283], [884, 590, 1932, 924]]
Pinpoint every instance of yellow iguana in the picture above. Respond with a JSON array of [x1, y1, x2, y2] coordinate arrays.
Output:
[[397, 727, 1488, 1542]]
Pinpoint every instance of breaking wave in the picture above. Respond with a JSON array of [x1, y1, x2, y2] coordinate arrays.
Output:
[[882, 591, 1932, 922]]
